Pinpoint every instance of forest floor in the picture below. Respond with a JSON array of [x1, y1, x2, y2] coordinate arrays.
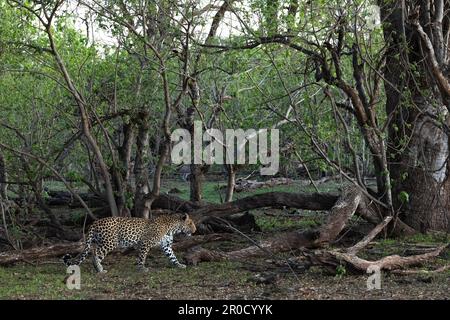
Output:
[[0, 234, 448, 299], [0, 179, 449, 299]]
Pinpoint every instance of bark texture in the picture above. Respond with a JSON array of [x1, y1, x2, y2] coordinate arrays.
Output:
[[381, 0, 450, 232]]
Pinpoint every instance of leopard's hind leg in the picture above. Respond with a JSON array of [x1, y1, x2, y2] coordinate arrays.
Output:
[[92, 246, 109, 273]]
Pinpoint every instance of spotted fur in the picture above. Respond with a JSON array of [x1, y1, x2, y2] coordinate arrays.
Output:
[[63, 213, 196, 273]]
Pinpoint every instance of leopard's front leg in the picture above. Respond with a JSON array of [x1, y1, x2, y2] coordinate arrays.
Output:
[[136, 243, 150, 273], [160, 237, 186, 268]]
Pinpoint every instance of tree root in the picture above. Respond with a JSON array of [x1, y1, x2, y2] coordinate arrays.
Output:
[[307, 244, 447, 274]]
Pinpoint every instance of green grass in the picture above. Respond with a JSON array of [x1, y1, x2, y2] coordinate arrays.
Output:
[[0, 258, 251, 299], [161, 179, 341, 204], [161, 180, 228, 203], [256, 215, 321, 232], [3, 178, 449, 299], [360, 231, 450, 267], [375, 232, 449, 251], [404, 232, 449, 244], [43, 180, 88, 192], [376, 238, 398, 247], [67, 208, 89, 225]]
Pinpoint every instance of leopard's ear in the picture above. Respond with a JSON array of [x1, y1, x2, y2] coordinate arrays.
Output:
[[183, 213, 189, 220]]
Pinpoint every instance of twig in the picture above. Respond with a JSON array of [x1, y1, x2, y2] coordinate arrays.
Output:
[[391, 265, 450, 275], [0, 142, 96, 221]]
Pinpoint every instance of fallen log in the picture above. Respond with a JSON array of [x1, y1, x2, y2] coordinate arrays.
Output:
[[346, 216, 393, 255], [315, 185, 363, 244], [0, 233, 234, 266], [45, 191, 106, 208], [151, 188, 416, 236], [391, 265, 450, 275], [151, 193, 207, 212], [0, 242, 84, 266], [192, 192, 339, 223], [150, 191, 338, 215], [196, 212, 261, 234], [308, 245, 448, 273], [185, 186, 363, 265], [232, 177, 293, 192], [185, 229, 320, 265], [149, 191, 342, 236], [184, 186, 442, 273]]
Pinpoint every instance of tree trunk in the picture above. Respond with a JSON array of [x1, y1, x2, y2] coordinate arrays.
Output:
[[111, 165, 128, 216], [224, 164, 235, 202], [133, 111, 150, 217], [0, 152, 7, 200], [45, 24, 119, 217], [390, 98, 450, 232], [381, 0, 450, 232], [118, 122, 135, 187], [189, 164, 205, 202]]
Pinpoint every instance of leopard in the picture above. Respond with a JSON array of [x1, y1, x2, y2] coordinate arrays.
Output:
[[63, 213, 196, 273]]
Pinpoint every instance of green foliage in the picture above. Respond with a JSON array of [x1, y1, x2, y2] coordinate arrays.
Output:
[[0, 0, 386, 188], [0, 0, 438, 231], [397, 191, 410, 204], [69, 210, 86, 225], [335, 264, 347, 279]]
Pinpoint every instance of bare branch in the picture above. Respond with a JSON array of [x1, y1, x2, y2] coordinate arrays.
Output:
[[347, 216, 393, 255], [0, 142, 96, 221], [411, 19, 450, 99]]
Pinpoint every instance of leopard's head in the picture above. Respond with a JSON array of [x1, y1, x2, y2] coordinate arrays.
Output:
[[178, 213, 196, 236]]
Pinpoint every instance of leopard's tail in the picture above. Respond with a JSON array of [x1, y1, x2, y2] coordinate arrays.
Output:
[[63, 227, 95, 266]]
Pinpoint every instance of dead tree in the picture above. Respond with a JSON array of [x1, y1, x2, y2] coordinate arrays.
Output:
[[183, 186, 448, 273]]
